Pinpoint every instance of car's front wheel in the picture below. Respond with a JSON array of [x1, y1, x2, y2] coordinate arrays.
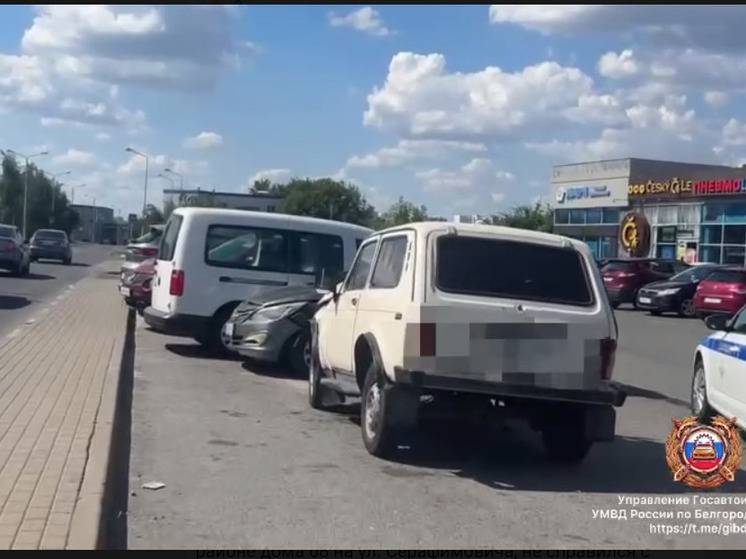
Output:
[[678, 298, 695, 318], [691, 358, 714, 420], [287, 329, 311, 378], [308, 336, 325, 410]]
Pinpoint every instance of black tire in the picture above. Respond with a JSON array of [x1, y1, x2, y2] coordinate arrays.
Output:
[[308, 333, 325, 410], [611, 301, 619, 309], [649, 310, 661, 316], [64, 257, 71, 265], [542, 411, 593, 463], [691, 358, 714, 420], [631, 290, 640, 310], [287, 329, 311, 378], [196, 305, 236, 352], [678, 298, 695, 318], [361, 361, 399, 458]]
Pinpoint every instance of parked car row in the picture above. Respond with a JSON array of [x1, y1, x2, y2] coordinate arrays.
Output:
[[0, 224, 73, 276], [139, 209, 625, 464]]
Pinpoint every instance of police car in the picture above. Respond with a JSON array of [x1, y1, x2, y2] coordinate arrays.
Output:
[[692, 311, 746, 429]]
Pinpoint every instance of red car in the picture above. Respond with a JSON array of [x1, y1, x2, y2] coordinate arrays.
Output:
[[601, 258, 689, 309], [119, 257, 155, 314], [694, 267, 746, 318]]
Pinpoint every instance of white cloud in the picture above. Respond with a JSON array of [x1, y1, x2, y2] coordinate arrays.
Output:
[[183, 131, 223, 150], [416, 158, 515, 196], [53, 148, 96, 168], [598, 50, 639, 79], [249, 168, 293, 185], [704, 90, 729, 108], [625, 103, 696, 140], [95, 132, 112, 142], [721, 118, 746, 147], [365, 52, 595, 140], [346, 139, 486, 168], [328, 7, 393, 37], [525, 129, 628, 162]]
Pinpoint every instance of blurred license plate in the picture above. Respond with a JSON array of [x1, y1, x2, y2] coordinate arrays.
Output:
[[638, 297, 652, 304], [704, 297, 722, 304], [119, 287, 130, 297], [224, 322, 234, 337]]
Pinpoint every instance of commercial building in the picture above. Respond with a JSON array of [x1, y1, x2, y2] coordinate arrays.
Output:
[[70, 204, 116, 243], [550, 158, 746, 265], [163, 189, 284, 213]]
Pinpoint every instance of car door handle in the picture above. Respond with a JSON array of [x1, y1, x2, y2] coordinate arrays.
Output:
[[351, 297, 358, 306]]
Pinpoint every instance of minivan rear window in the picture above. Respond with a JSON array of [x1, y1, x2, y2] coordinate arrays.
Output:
[[159, 215, 182, 261], [705, 270, 746, 283], [435, 236, 594, 306]]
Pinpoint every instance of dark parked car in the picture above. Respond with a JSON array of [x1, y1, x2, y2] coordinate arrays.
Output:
[[694, 268, 746, 318], [119, 257, 155, 314], [30, 229, 72, 264], [121, 224, 163, 273], [635, 264, 724, 317], [601, 258, 689, 308], [0, 224, 30, 276], [222, 286, 332, 375]]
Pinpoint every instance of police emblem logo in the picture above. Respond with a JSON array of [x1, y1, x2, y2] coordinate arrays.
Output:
[[666, 416, 743, 489]]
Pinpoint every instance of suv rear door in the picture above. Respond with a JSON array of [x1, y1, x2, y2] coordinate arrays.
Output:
[[152, 214, 183, 313], [421, 231, 614, 390]]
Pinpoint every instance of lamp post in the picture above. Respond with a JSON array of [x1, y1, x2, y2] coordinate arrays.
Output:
[[125, 146, 149, 215], [157, 172, 175, 188], [163, 167, 184, 190], [71, 183, 86, 205], [47, 170, 71, 218], [5, 149, 49, 239]]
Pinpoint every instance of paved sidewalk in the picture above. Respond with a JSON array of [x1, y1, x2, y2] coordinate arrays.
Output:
[[0, 260, 128, 549]]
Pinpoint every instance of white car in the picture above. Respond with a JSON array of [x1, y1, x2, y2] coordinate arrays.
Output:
[[691, 311, 746, 428], [144, 207, 372, 349], [309, 222, 626, 461]]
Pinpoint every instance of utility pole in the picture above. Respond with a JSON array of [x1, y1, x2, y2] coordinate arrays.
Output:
[[5, 149, 49, 239]]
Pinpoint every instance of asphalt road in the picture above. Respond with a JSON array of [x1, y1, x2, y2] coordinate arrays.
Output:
[[128, 309, 745, 550], [0, 243, 117, 340]]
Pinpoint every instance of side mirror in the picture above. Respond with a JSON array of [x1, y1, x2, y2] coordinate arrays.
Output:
[[705, 314, 731, 331]]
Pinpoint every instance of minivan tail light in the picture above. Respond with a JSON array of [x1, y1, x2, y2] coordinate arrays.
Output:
[[420, 323, 436, 357], [617, 272, 635, 278], [600, 338, 617, 380], [169, 270, 185, 296]]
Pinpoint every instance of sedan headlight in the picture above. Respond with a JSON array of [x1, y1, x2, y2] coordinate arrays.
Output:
[[657, 288, 681, 296], [250, 302, 304, 322]]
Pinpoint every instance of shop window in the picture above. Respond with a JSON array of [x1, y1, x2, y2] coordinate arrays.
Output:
[[554, 209, 569, 224], [585, 237, 600, 258], [656, 245, 677, 259], [600, 237, 617, 258], [723, 245, 746, 266], [602, 208, 620, 224], [657, 226, 677, 243], [703, 204, 726, 223], [702, 225, 723, 244], [700, 245, 721, 264], [678, 204, 700, 225], [657, 206, 678, 225], [586, 208, 603, 224], [569, 210, 585, 224], [724, 225, 746, 245], [725, 202, 746, 224]]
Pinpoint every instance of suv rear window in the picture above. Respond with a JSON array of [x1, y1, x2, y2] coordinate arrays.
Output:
[[436, 236, 593, 306], [705, 270, 746, 283], [159, 215, 182, 261], [34, 230, 66, 240]]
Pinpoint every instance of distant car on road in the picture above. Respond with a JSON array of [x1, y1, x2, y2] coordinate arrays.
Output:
[[694, 268, 746, 318], [601, 258, 689, 309], [29, 229, 72, 264], [0, 224, 30, 276], [691, 312, 746, 429], [222, 285, 330, 376], [119, 257, 155, 315], [635, 264, 724, 317], [121, 224, 163, 273]]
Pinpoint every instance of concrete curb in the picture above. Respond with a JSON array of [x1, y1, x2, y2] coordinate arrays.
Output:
[[67, 307, 134, 549]]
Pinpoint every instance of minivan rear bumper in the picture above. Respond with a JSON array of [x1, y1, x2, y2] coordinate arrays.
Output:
[[143, 306, 209, 337], [393, 367, 627, 407]]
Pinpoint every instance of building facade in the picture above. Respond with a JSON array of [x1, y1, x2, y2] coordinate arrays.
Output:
[[70, 204, 115, 243], [163, 189, 284, 213], [551, 158, 746, 265]]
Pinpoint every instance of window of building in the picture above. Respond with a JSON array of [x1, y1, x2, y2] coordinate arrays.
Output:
[[569, 209, 585, 224], [585, 208, 603, 224], [266, 205, 276, 213], [699, 245, 721, 264], [657, 226, 677, 243], [725, 202, 746, 224], [602, 208, 620, 224], [702, 225, 722, 244], [657, 206, 678, 225], [723, 245, 746, 266], [703, 204, 726, 223], [724, 225, 746, 245], [554, 209, 569, 224]]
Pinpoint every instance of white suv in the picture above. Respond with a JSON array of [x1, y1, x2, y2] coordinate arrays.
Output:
[[309, 222, 625, 461]]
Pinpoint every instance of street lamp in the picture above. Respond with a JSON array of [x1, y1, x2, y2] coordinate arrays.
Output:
[[71, 183, 86, 205], [47, 170, 71, 217], [163, 167, 184, 190], [125, 147, 149, 217], [5, 149, 49, 239], [157, 172, 175, 188]]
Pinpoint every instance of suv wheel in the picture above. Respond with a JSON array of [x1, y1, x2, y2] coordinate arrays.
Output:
[[691, 359, 714, 420], [678, 298, 695, 318], [542, 409, 592, 463]]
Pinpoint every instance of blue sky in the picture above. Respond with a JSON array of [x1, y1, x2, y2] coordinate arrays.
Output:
[[1, 5, 746, 218]]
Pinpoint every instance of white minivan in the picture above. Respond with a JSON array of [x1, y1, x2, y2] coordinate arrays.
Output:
[[144, 207, 373, 348]]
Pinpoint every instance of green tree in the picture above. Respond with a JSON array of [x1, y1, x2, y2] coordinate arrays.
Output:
[[490, 202, 553, 232], [375, 196, 428, 229], [250, 178, 272, 193], [0, 155, 23, 227], [282, 178, 376, 227]]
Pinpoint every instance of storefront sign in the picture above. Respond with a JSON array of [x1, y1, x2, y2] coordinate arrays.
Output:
[[620, 212, 651, 257], [629, 177, 746, 199], [555, 185, 610, 204]]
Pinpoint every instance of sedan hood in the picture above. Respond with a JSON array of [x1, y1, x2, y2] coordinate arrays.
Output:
[[643, 280, 690, 291], [240, 286, 328, 309]]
